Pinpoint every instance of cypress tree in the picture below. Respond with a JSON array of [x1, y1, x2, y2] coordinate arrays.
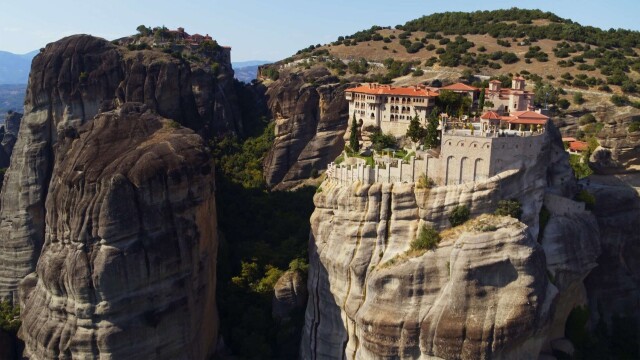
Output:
[[478, 86, 485, 112], [349, 113, 360, 153], [424, 107, 441, 149]]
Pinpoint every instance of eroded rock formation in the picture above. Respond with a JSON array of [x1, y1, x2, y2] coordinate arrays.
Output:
[[583, 174, 640, 331], [0, 34, 238, 300], [262, 68, 350, 189], [18, 105, 218, 359], [301, 125, 603, 359]]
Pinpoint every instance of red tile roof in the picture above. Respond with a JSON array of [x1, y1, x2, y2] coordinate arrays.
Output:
[[480, 111, 501, 120], [510, 110, 549, 119], [562, 137, 578, 142], [501, 111, 549, 125], [489, 80, 502, 83], [346, 84, 439, 97], [502, 118, 548, 125], [440, 82, 479, 91], [569, 141, 589, 152]]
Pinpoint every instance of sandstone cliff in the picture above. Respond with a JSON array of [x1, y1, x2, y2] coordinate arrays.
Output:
[[262, 67, 350, 189], [301, 124, 603, 359], [18, 105, 218, 359], [583, 174, 640, 331], [0, 34, 238, 300]]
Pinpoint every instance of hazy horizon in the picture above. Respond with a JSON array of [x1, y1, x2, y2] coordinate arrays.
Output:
[[1, 1, 640, 62]]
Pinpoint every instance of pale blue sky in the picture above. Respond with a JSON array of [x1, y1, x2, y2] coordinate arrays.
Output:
[[1, 1, 639, 61]]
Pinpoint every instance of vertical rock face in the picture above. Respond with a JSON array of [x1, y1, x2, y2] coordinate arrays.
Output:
[[18, 105, 218, 359], [262, 68, 349, 189], [0, 36, 123, 300], [583, 175, 640, 327], [301, 127, 602, 359], [0, 34, 239, 299]]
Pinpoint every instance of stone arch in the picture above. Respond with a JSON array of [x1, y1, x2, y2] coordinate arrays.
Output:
[[484, 143, 491, 149], [470, 141, 479, 148], [459, 157, 468, 184], [473, 158, 485, 181], [446, 156, 456, 185], [456, 140, 466, 147]]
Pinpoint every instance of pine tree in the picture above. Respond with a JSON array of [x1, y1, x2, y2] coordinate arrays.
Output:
[[406, 114, 425, 143], [349, 113, 360, 153]]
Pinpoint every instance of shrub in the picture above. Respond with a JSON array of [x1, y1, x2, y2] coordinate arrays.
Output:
[[557, 98, 571, 109], [495, 199, 522, 220], [611, 94, 630, 106], [410, 225, 441, 251], [479, 224, 498, 232], [167, 120, 181, 129], [449, 205, 470, 227], [406, 42, 424, 53], [573, 92, 585, 105], [416, 174, 435, 189], [0, 300, 20, 334], [370, 128, 396, 151], [598, 84, 612, 92], [497, 39, 511, 47], [629, 121, 640, 132], [477, 45, 486, 52], [501, 52, 519, 64], [579, 114, 597, 125], [263, 67, 280, 81]]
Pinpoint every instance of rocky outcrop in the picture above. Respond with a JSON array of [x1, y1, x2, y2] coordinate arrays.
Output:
[[0, 110, 22, 168], [0, 36, 123, 300], [593, 106, 640, 171], [263, 67, 350, 189], [0, 34, 239, 300], [583, 174, 640, 329], [18, 105, 218, 359], [273, 270, 308, 320], [301, 125, 603, 359]]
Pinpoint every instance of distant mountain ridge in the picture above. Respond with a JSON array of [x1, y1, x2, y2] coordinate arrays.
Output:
[[232, 60, 271, 68], [0, 50, 38, 84], [232, 60, 272, 83]]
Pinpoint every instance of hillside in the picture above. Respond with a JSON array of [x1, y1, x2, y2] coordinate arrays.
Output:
[[260, 8, 640, 175]]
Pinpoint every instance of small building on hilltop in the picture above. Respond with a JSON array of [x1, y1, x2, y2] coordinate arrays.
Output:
[[345, 84, 439, 136], [485, 77, 534, 114]]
